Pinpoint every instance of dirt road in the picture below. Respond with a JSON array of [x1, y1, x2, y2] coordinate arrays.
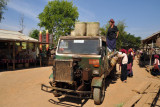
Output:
[[0, 58, 159, 107]]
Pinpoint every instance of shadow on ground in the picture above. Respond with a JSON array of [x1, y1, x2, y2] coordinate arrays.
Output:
[[48, 97, 88, 107], [105, 67, 121, 91]]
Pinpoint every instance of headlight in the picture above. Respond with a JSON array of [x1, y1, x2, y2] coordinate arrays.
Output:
[[93, 69, 99, 75]]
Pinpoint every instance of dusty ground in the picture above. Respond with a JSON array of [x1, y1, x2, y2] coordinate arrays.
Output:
[[0, 57, 159, 107]]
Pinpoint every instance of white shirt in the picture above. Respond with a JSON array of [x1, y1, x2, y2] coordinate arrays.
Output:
[[119, 53, 128, 64], [154, 59, 160, 65], [131, 52, 134, 56]]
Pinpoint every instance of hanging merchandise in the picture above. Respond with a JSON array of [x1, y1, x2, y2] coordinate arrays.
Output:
[[46, 30, 49, 51], [39, 31, 42, 51]]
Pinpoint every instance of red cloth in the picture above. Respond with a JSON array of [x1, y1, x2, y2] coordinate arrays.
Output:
[[128, 49, 132, 53], [127, 63, 132, 73], [121, 49, 127, 54], [154, 55, 159, 59]]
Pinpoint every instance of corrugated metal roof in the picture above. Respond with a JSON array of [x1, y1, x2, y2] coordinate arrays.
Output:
[[0, 29, 38, 42], [142, 31, 160, 44]]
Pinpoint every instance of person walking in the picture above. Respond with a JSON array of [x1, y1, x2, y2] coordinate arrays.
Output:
[[106, 19, 119, 52], [118, 49, 128, 83], [152, 54, 160, 76], [128, 49, 133, 77]]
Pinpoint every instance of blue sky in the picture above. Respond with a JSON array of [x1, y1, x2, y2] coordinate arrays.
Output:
[[0, 0, 160, 39]]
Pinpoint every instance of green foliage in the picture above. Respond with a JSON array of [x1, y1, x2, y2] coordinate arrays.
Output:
[[116, 21, 127, 49], [29, 29, 39, 40], [99, 27, 106, 36], [116, 103, 124, 107], [123, 33, 141, 50], [100, 23, 110, 36], [38, 0, 79, 44], [0, 0, 8, 22], [100, 20, 141, 50]]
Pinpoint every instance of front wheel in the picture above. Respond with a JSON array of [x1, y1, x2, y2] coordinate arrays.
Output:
[[93, 80, 105, 105]]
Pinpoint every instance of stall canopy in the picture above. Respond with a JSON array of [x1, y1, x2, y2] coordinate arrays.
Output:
[[0, 29, 38, 42]]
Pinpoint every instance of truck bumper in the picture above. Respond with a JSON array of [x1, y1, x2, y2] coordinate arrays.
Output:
[[41, 84, 92, 99]]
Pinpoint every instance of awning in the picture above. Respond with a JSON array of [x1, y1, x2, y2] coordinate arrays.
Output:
[[0, 29, 38, 42]]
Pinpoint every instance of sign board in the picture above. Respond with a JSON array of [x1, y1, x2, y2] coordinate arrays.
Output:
[[74, 40, 84, 43]]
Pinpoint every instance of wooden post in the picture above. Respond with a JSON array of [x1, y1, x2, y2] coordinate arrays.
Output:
[[34, 43, 37, 67], [27, 41, 29, 68], [40, 56, 42, 67], [7, 42, 11, 70], [13, 42, 15, 70], [149, 41, 153, 66], [143, 44, 145, 51], [8, 42, 11, 58]]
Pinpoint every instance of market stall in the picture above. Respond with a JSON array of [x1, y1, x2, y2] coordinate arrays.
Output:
[[140, 31, 160, 70], [0, 29, 39, 70]]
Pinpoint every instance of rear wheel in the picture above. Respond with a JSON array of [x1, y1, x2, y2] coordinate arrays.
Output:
[[93, 80, 105, 105]]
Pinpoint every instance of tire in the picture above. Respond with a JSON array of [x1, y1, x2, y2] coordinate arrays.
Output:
[[93, 80, 105, 105]]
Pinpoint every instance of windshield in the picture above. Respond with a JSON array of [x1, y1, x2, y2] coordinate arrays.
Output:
[[57, 39, 100, 55]]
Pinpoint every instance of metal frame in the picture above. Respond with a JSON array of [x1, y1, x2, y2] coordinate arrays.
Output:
[[56, 36, 104, 58], [41, 84, 92, 99]]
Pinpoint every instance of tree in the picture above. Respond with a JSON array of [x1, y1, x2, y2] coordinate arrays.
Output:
[[99, 23, 110, 36], [100, 20, 141, 50], [123, 33, 141, 50], [0, 0, 8, 22], [116, 21, 127, 49], [29, 29, 50, 40], [29, 29, 39, 40], [38, 0, 79, 44]]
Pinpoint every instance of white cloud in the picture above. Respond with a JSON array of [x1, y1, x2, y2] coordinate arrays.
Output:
[[0, 23, 19, 31], [7, 1, 39, 22], [2, 0, 42, 35], [0, 23, 31, 36]]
